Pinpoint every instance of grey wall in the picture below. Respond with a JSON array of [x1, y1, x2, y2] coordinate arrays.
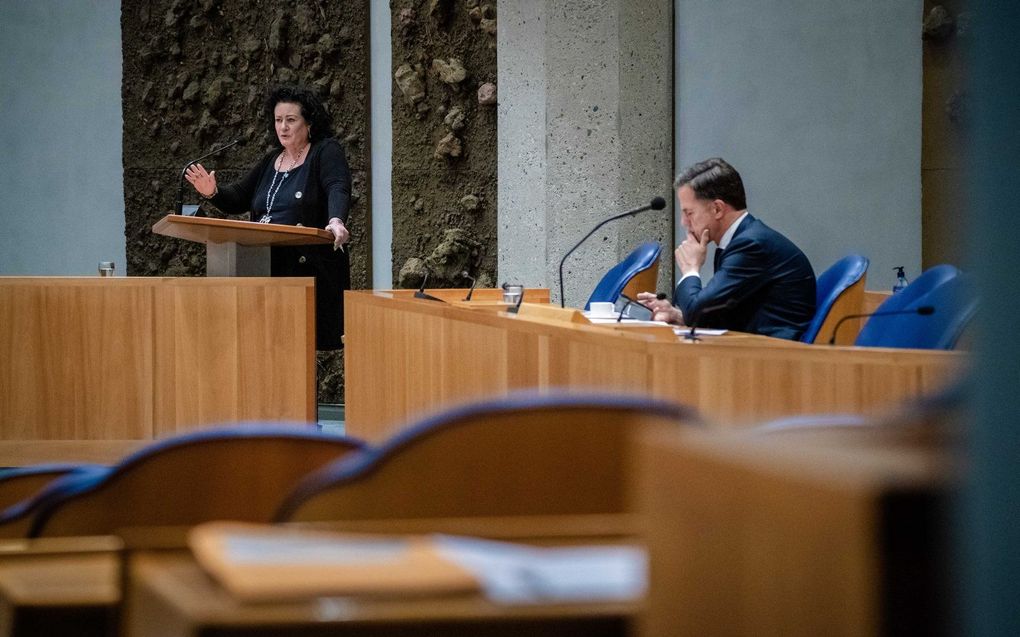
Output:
[[369, 0, 393, 289], [0, 1, 125, 275], [499, 0, 674, 307], [675, 0, 922, 290]]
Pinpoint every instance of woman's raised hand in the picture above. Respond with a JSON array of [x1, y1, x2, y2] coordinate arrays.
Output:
[[184, 163, 218, 198]]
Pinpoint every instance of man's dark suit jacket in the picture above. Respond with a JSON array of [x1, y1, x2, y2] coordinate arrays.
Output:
[[673, 214, 816, 340]]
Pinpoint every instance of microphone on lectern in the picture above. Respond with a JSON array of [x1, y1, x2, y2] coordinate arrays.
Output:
[[414, 268, 445, 302], [462, 272, 478, 301], [176, 137, 248, 215]]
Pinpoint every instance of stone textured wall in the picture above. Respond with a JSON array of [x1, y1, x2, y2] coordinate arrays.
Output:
[[121, 0, 370, 402], [390, 0, 498, 290], [922, 1, 969, 268]]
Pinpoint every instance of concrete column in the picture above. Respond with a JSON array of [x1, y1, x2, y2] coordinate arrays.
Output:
[[498, 0, 673, 306]]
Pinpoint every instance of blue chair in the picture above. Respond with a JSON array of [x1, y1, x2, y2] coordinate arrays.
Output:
[[801, 254, 870, 344], [855, 264, 960, 347], [27, 424, 365, 538], [584, 242, 661, 310], [276, 391, 698, 523], [855, 268, 976, 350]]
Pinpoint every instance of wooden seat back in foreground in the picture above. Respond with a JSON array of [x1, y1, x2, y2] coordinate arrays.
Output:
[[28, 425, 365, 537], [276, 392, 696, 523], [0, 465, 109, 538], [0, 464, 103, 511]]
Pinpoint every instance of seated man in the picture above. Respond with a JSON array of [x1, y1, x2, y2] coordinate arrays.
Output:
[[639, 158, 816, 340]]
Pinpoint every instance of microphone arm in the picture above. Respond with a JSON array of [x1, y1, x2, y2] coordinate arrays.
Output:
[[827, 305, 935, 345], [176, 138, 245, 215], [414, 268, 444, 302], [558, 196, 666, 308], [684, 298, 737, 341], [616, 296, 636, 323], [462, 272, 478, 301]]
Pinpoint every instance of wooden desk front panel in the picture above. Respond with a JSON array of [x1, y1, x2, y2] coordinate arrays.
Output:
[[345, 292, 963, 442], [648, 344, 954, 426], [0, 278, 315, 464]]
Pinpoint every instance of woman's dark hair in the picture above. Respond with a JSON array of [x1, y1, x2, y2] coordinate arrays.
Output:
[[673, 158, 747, 210], [264, 85, 334, 145]]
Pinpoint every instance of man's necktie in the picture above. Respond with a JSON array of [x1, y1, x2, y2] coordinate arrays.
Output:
[[713, 247, 724, 271]]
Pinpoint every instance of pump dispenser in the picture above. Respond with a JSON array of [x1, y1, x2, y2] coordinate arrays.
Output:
[[893, 266, 909, 294]]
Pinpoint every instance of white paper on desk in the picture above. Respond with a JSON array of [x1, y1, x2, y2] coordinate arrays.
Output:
[[433, 535, 647, 604], [672, 327, 728, 336], [223, 536, 408, 565], [585, 316, 672, 326]]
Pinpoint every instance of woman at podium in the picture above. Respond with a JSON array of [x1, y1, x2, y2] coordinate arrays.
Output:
[[183, 85, 351, 350]]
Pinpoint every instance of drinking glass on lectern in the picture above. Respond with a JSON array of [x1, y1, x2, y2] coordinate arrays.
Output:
[[502, 285, 523, 305]]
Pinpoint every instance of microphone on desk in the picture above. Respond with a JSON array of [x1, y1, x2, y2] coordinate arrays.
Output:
[[176, 137, 248, 216], [414, 268, 444, 302], [558, 196, 667, 308], [462, 271, 478, 301], [827, 305, 935, 345], [616, 295, 638, 322], [684, 298, 738, 341]]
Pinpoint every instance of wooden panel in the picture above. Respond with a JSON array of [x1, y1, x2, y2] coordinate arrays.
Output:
[[0, 278, 315, 465], [634, 426, 950, 637], [344, 291, 963, 442], [152, 280, 315, 435], [620, 258, 660, 301], [0, 279, 154, 442], [863, 290, 892, 315]]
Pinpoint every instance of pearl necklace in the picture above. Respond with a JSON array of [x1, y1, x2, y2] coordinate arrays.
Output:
[[262, 144, 308, 221]]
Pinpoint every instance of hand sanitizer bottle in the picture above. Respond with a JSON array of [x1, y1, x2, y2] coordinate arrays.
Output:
[[892, 266, 908, 294]]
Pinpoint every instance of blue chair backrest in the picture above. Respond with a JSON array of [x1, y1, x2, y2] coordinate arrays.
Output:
[[800, 254, 870, 343], [854, 264, 960, 346], [584, 242, 661, 310], [855, 271, 977, 350]]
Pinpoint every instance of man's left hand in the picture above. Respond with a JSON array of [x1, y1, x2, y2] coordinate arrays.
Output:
[[675, 228, 710, 274]]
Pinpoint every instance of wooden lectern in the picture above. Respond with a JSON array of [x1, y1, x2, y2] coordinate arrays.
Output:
[[152, 215, 333, 276]]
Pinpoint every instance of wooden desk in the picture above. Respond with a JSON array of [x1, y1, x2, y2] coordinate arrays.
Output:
[[0, 536, 123, 637], [344, 290, 964, 442], [0, 516, 635, 637], [0, 277, 316, 465], [124, 529, 635, 637]]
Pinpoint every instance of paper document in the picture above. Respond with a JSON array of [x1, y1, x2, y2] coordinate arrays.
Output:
[[189, 523, 480, 601], [586, 316, 672, 326], [434, 535, 647, 604], [673, 327, 729, 336]]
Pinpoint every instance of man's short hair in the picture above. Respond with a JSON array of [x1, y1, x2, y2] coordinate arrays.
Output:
[[673, 158, 747, 210]]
